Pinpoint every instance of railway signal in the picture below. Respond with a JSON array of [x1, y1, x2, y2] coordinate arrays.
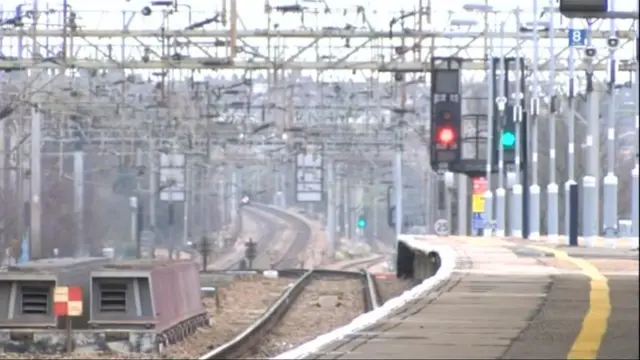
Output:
[[357, 216, 367, 229], [432, 105, 460, 149], [492, 104, 527, 168], [436, 124, 456, 147], [500, 129, 516, 149], [491, 57, 526, 169], [429, 57, 462, 172]]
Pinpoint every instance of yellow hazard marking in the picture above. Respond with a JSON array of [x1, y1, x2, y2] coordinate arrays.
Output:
[[531, 246, 610, 360]]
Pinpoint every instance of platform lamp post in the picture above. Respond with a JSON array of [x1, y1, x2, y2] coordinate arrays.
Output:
[[632, 5, 639, 245], [450, 12, 493, 237], [460, 3, 495, 237], [443, 172, 456, 229]]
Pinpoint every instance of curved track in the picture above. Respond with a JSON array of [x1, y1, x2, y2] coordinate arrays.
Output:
[[203, 203, 313, 271], [0, 205, 316, 359], [158, 204, 321, 359], [234, 203, 313, 270], [199, 269, 379, 360], [335, 254, 415, 306], [0, 207, 397, 359], [235, 206, 281, 269]]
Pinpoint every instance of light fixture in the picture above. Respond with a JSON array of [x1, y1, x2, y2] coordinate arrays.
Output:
[[522, 21, 552, 32], [462, 3, 494, 12], [450, 18, 478, 27]]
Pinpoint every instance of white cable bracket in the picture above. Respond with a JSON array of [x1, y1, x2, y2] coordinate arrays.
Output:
[[530, 97, 540, 117]]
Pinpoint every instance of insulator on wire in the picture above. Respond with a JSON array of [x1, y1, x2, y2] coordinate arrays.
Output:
[[275, 4, 304, 13]]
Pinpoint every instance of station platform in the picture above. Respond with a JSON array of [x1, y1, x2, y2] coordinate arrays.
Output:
[[303, 237, 639, 359]]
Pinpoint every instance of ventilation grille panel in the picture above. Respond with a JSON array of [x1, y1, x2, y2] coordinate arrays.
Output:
[[21, 286, 50, 315], [99, 283, 127, 312]]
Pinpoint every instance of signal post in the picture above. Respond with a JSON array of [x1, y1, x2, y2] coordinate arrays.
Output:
[[492, 57, 527, 238], [429, 56, 528, 236], [429, 57, 463, 231]]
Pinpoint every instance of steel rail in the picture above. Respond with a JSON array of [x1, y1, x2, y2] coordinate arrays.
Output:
[[248, 203, 313, 269], [224, 206, 280, 270], [197, 269, 377, 360]]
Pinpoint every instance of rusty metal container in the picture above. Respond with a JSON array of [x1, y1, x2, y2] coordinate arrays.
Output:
[[150, 260, 204, 332], [89, 259, 207, 335], [0, 257, 110, 330]]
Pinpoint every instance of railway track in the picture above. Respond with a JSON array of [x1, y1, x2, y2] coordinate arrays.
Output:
[[224, 206, 283, 270], [0, 207, 408, 359], [0, 205, 315, 359], [334, 254, 386, 271], [198, 269, 380, 359], [336, 253, 416, 305], [168, 205, 317, 359], [156, 204, 317, 358], [243, 203, 312, 269], [204, 203, 313, 270]]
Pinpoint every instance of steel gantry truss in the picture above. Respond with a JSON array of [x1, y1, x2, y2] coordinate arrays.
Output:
[[0, 27, 636, 71], [1, 0, 638, 259]]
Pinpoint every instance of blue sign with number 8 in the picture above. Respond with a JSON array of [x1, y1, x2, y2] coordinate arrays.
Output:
[[568, 28, 588, 47]]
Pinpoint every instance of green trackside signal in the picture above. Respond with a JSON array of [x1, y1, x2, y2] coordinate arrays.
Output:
[[357, 217, 366, 229], [501, 131, 516, 149]]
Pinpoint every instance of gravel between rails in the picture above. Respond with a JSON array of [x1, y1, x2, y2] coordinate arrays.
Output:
[[243, 277, 365, 359], [0, 276, 294, 360], [165, 275, 294, 359]]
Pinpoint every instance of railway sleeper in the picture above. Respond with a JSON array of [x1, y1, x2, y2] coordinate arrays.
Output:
[[158, 313, 210, 350]]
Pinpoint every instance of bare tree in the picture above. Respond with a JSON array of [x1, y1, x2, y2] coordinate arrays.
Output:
[[36, 146, 130, 257], [40, 162, 77, 256], [0, 192, 20, 265]]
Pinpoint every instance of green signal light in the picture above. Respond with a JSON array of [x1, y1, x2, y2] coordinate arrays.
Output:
[[501, 131, 516, 148], [357, 218, 366, 229]]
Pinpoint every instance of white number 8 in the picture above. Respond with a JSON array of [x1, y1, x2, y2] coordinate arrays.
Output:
[[572, 30, 582, 43]]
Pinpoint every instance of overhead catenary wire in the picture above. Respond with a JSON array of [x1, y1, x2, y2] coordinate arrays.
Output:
[[0, 1, 636, 262]]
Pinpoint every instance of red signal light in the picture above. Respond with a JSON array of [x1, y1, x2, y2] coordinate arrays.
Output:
[[437, 127, 456, 145]]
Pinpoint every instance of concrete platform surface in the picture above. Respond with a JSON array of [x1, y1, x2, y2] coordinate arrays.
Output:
[[515, 236, 638, 250], [304, 237, 639, 360]]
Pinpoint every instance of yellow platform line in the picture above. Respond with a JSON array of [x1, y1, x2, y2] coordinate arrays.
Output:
[[531, 246, 611, 360]]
